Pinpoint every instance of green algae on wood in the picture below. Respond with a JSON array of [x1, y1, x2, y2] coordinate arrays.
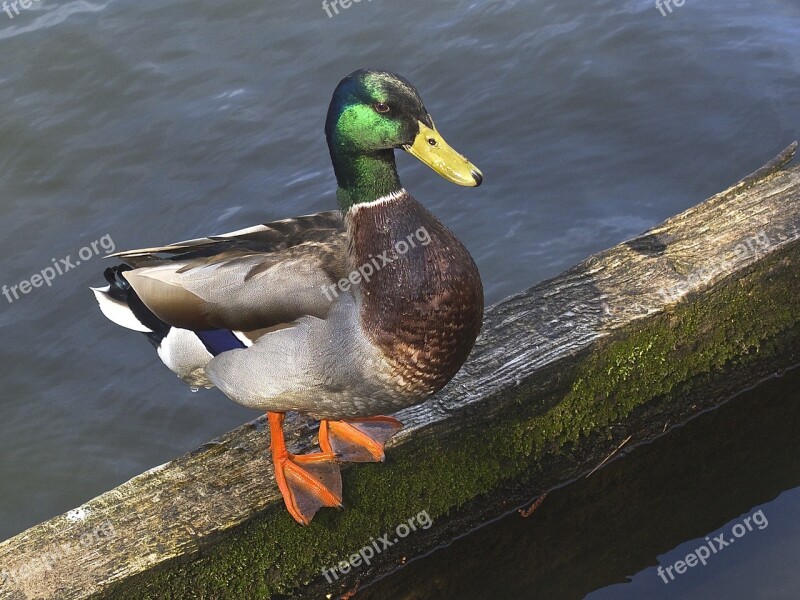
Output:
[[0, 143, 799, 600]]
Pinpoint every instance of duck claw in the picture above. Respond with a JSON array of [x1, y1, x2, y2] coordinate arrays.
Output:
[[320, 416, 403, 462], [269, 412, 342, 525], [276, 453, 342, 525]]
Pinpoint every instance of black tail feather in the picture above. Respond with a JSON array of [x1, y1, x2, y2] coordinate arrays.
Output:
[[104, 265, 171, 347]]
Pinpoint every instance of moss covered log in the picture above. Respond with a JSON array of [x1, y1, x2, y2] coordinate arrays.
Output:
[[0, 143, 798, 600]]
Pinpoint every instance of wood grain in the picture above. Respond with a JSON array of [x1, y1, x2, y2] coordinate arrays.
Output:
[[0, 143, 798, 600]]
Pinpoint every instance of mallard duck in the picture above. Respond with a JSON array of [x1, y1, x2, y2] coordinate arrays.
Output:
[[93, 69, 484, 525]]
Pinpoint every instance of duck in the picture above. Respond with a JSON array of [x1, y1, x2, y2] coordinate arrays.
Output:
[[92, 69, 484, 525]]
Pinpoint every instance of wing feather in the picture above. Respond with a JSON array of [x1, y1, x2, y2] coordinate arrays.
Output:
[[116, 212, 349, 331], [112, 211, 344, 267]]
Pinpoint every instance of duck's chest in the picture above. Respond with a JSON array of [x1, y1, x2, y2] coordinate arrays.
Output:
[[345, 193, 484, 396]]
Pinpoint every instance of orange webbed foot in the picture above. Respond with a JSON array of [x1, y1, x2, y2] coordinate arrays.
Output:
[[268, 412, 342, 525], [319, 416, 403, 462]]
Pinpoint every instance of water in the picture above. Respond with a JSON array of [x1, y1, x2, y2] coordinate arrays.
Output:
[[355, 367, 800, 600], [0, 0, 798, 588]]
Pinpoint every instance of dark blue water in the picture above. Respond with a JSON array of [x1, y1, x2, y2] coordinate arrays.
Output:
[[0, 1, 798, 596]]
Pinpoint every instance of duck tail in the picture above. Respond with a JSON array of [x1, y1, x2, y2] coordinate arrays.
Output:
[[91, 265, 169, 346]]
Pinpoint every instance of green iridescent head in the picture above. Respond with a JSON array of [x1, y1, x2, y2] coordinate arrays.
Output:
[[325, 69, 482, 210]]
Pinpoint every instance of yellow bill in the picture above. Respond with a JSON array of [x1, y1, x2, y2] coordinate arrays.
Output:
[[403, 120, 483, 187]]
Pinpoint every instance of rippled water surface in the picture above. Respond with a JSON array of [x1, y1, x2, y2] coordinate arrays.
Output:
[[0, 0, 798, 594]]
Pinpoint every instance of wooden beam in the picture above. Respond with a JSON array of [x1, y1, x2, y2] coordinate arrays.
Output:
[[1, 143, 798, 600]]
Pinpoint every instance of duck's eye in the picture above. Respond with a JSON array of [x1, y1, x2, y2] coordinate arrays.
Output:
[[373, 102, 391, 114]]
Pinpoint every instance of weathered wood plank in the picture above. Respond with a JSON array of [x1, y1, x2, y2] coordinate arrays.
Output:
[[0, 143, 798, 600]]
